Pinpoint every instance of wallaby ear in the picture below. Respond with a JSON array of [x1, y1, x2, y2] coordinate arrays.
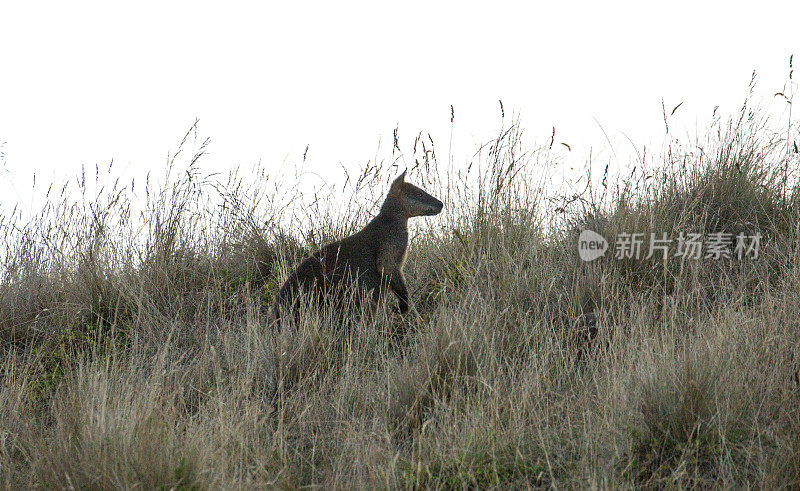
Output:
[[389, 170, 407, 194]]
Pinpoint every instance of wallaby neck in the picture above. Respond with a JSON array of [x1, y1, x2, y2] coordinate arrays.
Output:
[[378, 196, 409, 224]]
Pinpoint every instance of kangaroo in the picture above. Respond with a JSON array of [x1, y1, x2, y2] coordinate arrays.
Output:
[[272, 171, 443, 330]]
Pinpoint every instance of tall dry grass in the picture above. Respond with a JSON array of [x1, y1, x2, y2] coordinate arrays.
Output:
[[1, 91, 800, 488]]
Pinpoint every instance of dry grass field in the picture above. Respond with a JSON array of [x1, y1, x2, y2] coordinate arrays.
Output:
[[2, 94, 800, 488]]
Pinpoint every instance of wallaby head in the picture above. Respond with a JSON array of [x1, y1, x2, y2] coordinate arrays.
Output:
[[385, 171, 444, 218]]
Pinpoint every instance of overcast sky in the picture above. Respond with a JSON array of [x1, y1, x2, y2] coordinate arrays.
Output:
[[1, 1, 798, 214]]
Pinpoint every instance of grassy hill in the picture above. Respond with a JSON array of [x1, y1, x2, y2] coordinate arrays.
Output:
[[2, 100, 799, 488]]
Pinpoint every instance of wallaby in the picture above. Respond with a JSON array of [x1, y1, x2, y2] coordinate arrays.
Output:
[[272, 171, 443, 330]]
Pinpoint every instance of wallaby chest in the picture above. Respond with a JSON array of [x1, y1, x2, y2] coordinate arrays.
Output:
[[374, 221, 408, 276]]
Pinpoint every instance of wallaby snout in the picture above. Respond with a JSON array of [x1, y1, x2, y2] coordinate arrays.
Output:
[[423, 200, 444, 216], [420, 196, 444, 216], [403, 185, 443, 217], [428, 196, 444, 215]]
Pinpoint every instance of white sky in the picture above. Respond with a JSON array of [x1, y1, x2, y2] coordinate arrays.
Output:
[[1, 1, 798, 215]]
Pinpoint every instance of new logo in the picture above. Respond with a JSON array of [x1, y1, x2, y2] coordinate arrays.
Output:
[[578, 229, 608, 262]]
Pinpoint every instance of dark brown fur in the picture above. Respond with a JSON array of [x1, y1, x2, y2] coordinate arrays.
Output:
[[272, 171, 443, 330]]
